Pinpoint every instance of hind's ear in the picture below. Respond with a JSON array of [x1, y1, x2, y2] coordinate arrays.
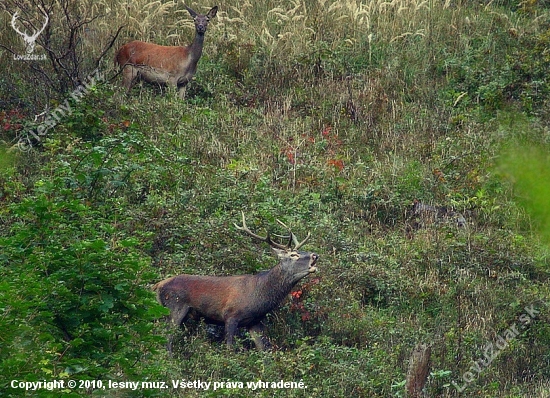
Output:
[[185, 5, 198, 18], [207, 6, 218, 19]]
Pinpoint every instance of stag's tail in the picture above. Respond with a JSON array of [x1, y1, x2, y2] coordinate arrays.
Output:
[[152, 280, 165, 304], [151, 277, 177, 305]]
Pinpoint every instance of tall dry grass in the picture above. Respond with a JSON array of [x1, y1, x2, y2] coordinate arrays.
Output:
[[2, 1, 550, 396], [0, 0, 452, 71]]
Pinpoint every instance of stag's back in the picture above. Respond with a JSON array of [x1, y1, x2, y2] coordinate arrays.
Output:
[[153, 274, 261, 324]]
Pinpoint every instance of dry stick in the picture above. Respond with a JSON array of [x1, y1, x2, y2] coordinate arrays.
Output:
[[405, 343, 431, 398]]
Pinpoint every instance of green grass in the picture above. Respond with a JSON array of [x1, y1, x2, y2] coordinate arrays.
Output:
[[1, 0, 550, 397]]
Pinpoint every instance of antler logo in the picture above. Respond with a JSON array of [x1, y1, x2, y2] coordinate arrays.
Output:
[[11, 9, 49, 55]]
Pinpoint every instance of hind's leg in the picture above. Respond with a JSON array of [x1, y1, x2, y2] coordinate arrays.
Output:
[[177, 85, 187, 99], [174, 77, 188, 100], [122, 66, 139, 94]]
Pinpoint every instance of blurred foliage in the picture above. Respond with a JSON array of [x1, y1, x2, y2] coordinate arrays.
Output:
[[500, 143, 550, 246], [1, 0, 550, 397]]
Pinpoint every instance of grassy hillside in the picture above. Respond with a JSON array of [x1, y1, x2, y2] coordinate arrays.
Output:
[[1, 0, 550, 396]]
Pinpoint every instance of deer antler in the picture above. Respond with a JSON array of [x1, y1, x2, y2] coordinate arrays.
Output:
[[276, 219, 311, 250], [234, 212, 310, 250], [234, 212, 289, 250]]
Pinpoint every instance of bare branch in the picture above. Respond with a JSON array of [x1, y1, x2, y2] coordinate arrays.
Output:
[[95, 25, 125, 70]]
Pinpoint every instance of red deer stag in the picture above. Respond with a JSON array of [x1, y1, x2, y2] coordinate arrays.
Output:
[[115, 5, 217, 98], [152, 213, 319, 350]]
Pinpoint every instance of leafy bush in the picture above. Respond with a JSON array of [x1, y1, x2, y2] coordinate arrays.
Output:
[[2, 1, 550, 397], [0, 103, 167, 394]]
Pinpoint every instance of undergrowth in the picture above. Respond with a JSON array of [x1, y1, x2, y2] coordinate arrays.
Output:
[[1, 0, 550, 397]]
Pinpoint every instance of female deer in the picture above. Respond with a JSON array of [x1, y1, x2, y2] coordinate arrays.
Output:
[[115, 5, 217, 98]]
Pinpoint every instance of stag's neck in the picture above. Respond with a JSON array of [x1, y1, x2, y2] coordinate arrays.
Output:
[[188, 32, 205, 60], [256, 264, 300, 310]]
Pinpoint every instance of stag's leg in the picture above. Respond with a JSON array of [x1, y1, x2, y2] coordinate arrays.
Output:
[[166, 329, 175, 355], [224, 318, 239, 349], [248, 322, 271, 351], [166, 305, 190, 355], [170, 304, 190, 327], [248, 323, 269, 351]]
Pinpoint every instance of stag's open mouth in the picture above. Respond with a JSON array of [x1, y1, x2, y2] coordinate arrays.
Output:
[[309, 254, 319, 273]]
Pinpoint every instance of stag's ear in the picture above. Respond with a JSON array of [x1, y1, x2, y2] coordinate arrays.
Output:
[[185, 5, 198, 18], [271, 247, 286, 258], [207, 6, 218, 19]]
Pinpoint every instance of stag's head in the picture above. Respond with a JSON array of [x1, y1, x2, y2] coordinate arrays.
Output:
[[273, 247, 319, 282], [234, 212, 318, 283], [185, 5, 217, 35], [11, 10, 49, 54]]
